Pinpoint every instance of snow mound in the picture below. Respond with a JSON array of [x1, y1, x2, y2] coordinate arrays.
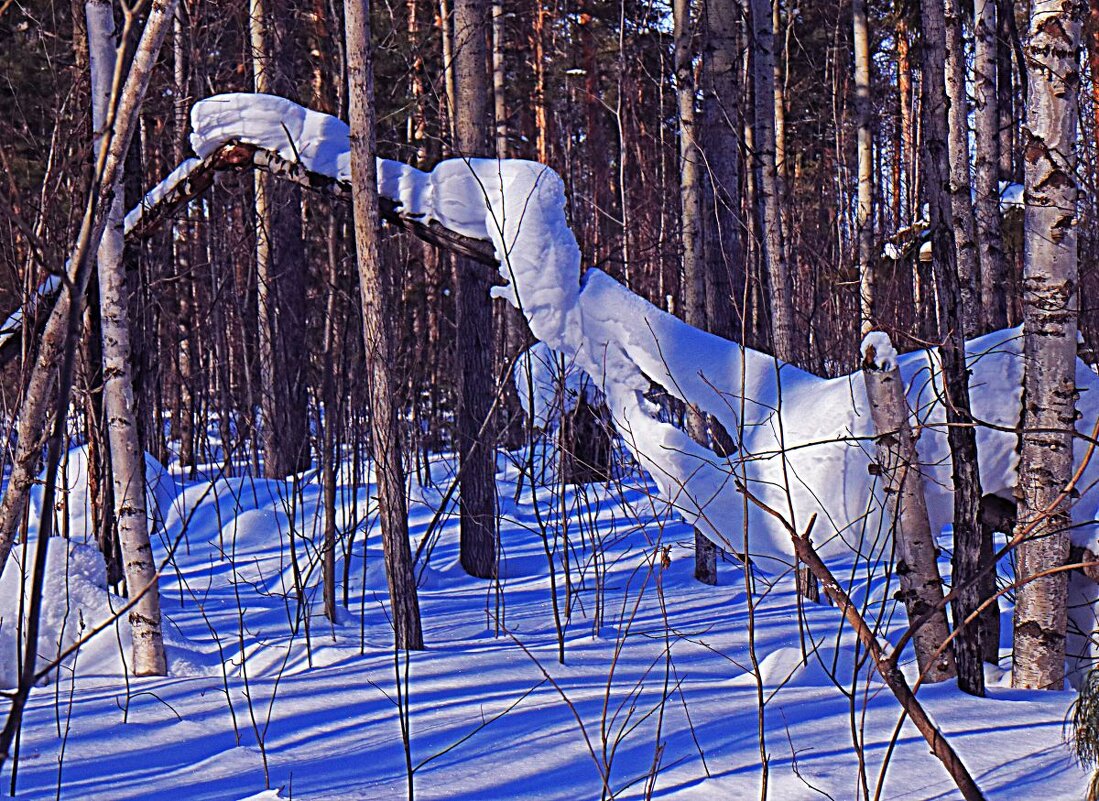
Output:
[[156, 95, 1099, 574], [860, 331, 898, 371]]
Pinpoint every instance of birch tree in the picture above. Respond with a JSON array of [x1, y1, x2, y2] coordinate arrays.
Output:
[[1013, 0, 1083, 691], [0, 0, 178, 578], [88, 0, 166, 676], [853, 0, 873, 331], [749, 0, 794, 363]]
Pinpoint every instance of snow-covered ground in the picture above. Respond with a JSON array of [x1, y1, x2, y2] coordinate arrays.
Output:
[[1, 444, 1088, 800]]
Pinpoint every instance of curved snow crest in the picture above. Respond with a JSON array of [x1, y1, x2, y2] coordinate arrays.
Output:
[[181, 93, 1099, 567]]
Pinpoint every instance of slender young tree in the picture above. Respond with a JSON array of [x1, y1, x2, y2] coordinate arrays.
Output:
[[250, 0, 310, 479], [920, 0, 985, 697], [974, 0, 1008, 332], [853, 0, 873, 331], [452, 0, 498, 578], [344, 0, 425, 650], [945, 0, 981, 335], [1013, 0, 1083, 691], [88, 0, 166, 676], [749, 0, 794, 363]]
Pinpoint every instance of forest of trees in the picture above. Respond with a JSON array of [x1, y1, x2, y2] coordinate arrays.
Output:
[[2, 0, 1099, 798]]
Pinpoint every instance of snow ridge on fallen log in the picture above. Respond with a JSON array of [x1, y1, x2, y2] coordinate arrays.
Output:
[[137, 94, 1099, 589]]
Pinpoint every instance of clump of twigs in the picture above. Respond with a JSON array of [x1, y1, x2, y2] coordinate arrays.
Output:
[[1071, 668, 1099, 800]]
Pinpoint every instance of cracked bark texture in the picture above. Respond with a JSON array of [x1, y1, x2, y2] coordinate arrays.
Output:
[[945, 0, 981, 335], [344, 0, 424, 650], [862, 349, 956, 683], [250, 0, 311, 479], [1013, 0, 1083, 691]]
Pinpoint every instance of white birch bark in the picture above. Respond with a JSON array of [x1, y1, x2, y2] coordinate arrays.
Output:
[[862, 335, 955, 683], [853, 0, 873, 332], [1013, 0, 1083, 691], [88, 0, 166, 676]]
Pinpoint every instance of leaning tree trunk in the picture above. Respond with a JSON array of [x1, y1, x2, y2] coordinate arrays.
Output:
[[0, 5, 178, 765], [452, 0, 498, 579], [250, 0, 311, 479], [945, 0, 982, 336], [0, 0, 178, 579], [974, 0, 1009, 332], [1012, 0, 1082, 692], [749, 0, 794, 363], [920, 0, 986, 697], [88, 0, 166, 676], [861, 334, 956, 683], [344, 0, 424, 650]]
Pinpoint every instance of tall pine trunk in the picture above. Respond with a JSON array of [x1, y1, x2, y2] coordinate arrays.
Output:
[[974, 0, 1009, 332], [250, 0, 310, 479], [344, 0, 425, 650], [452, 0, 498, 578]]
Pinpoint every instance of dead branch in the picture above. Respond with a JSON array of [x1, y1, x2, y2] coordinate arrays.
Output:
[[126, 141, 499, 266], [736, 482, 986, 801]]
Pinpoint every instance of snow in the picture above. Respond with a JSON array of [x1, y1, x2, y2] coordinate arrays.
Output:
[[861, 330, 898, 371], [0, 274, 60, 349], [2, 446, 1090, 799], [176, 94, 1099, 572], [513, 342, 599, 430], [4, 90, 1093, 799]]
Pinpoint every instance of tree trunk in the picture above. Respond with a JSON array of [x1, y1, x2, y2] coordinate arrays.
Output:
[[674, 0, 717, 585], [920, 0, 985, 697], [344, 0, 425, 650], [897, 17, 914, 226], [997, 0, 1017, 181], [945, 0, 981, 336], [974, 0, 1009, 332], [452, 0, 498, 578], [0, 0, 177, 580], [1012, 0, 1082, 691], [87, 0, 167, 677], [701, 0, 744, 342], [861, 334, 956, 683], [749, 0, 794, 363], [250, 0, 311, 479], [173, 8, 197, 475], [853, 0, 874, 331]]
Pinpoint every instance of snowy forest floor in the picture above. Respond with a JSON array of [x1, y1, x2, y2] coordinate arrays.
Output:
[[0, 443, 1089, 800]]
